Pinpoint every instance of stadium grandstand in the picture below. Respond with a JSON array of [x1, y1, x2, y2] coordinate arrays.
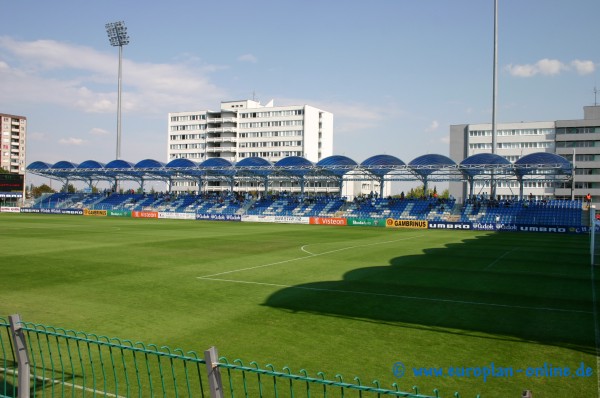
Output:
[[24, 152, 587, 229]]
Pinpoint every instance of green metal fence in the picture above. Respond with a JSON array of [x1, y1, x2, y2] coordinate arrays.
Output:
[[216, 357, 453, 398], [1, 315, 475, 398], [1, 316, 17, 398]]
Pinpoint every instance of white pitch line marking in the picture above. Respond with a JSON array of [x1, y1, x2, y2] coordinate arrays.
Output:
[[196, 276, 593, 314], [485, 247, 519, 270], [200, 234, 425, 278], [0, 367, 127, 398], [301, 245, 315, 255]]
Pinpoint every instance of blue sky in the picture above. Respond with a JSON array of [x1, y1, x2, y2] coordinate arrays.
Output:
[[1, 0, 599, 173]]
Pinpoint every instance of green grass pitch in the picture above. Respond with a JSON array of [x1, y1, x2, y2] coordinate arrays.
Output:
[[1, 213, 598, 397]]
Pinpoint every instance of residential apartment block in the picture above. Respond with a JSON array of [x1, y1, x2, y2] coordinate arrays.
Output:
[[449, 105, 600, 203], [168, 99, 333, 191], [0, 113, 27, 175]]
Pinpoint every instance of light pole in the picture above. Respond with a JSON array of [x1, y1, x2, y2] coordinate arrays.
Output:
[[105, 21, 130, 161], [490, 0, 498, 199]]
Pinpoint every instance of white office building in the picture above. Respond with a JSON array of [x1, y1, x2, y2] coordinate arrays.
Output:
[[168, 99, 333, 192], [449, 105, 600, 203]]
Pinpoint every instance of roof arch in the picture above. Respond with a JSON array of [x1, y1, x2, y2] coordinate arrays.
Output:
[[274, 156, 314, 176], [408, 154, 456, 178], [361, 154, 405, 177], [236, 156, 272, 167], [132, 159, 168, 180], [27, 161, 52, 171], [199, 157, 234, 177], [103, 159, 139, 180], [317, 155, 358, 167], [514, 152, 572, 177], [52, 161, 78, 169], [316, 155, 358, 177], [166, 158, 198, 168], [78, 160, 105, 169], [165, 158, 204, 179], [105, 159, 135, 169], [199, 158, 233, 167], [135, 159, 165, 169], [460, 153, 511, 177], [235, 157, 273, 177]]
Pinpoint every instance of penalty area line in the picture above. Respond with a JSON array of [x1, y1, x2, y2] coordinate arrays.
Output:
[[201, 234, 425, 278], [196, 276, 593, 315]]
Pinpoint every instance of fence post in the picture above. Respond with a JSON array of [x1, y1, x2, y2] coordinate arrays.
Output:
[[8, 314, 30, 398], [204, 346, 224, 398]]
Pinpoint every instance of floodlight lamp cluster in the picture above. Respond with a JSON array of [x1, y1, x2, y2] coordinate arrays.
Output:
[[105, 21, 130, 47]]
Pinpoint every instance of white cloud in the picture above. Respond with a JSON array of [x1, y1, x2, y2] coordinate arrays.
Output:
[[0, 36, 227, 116], [238, 53, 258, 63], [89, 128, 110, 136], [536, 59, 566, 75], [506, 58, 595, 77], [59, 137, 86, 146], [425, 120, 439, 132], [571, 59, 595, 75], [505, 63, 537, 77]]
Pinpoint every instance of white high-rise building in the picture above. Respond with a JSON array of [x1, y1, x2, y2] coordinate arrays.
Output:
[[0, 113, 27, 175], [168, 100, 333, 192]]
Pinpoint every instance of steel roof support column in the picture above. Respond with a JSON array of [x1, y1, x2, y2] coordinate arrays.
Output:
[[468, 177, 474, 200], [518, 176, 524, 201]]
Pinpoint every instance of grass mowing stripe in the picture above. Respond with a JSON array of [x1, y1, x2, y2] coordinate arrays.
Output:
[[485, 247, 519, 270], [197, 276, 594, 314]]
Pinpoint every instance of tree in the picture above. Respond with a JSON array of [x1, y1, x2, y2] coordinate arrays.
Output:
[[0, 167, 8, 174], [31, 184, 56, 198], [403, 185, 449, 199], [61, 183, 76, 193]]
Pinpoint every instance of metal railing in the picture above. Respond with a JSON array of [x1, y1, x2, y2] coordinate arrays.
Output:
[[1, 316, 17, 398], [1, 315, 475, 398]]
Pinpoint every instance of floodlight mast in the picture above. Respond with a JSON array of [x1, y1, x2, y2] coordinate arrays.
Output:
[[105, 21, 130, 161], [490, 0, 498, 199]]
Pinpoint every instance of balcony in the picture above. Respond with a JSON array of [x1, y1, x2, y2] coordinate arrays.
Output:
[[206, 127, 236, 134], [206, 146, 236, 154], [206, 136, 237, 143]]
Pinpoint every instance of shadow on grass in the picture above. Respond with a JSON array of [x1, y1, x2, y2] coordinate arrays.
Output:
[[1, 361, 84, 398], [0, 376, 17, 398], [263, 232, 597, 355]]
